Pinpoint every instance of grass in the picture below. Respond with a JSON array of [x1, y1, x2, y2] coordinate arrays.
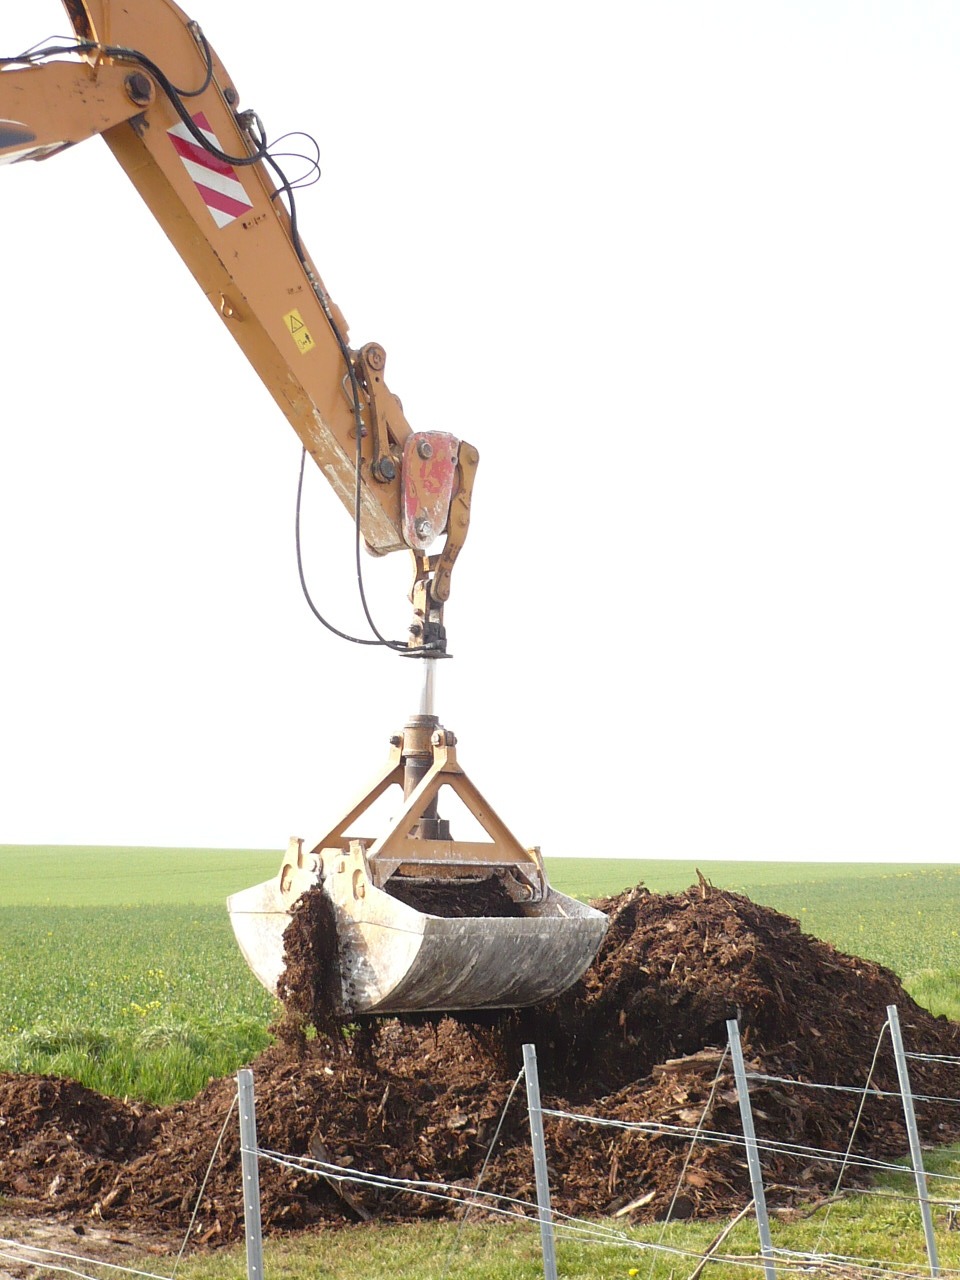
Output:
[[0, 846, 281, 1099], [0, 844, 280, 906], [0, 902, 275, 1100], [2, 848, 960, 1277], [1, 849, 959, 1098], [551, 858, 960, 1020], [166, 1155, 960, 1280]]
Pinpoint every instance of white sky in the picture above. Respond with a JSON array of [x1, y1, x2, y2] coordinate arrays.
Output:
[[1, 1, 959, 864]]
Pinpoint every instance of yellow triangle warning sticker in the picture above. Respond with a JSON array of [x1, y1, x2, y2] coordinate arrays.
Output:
[[283, 308, 316, 354]]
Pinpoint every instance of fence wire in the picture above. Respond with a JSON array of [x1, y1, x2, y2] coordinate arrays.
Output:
[[0, 1238, 171, 1280], [8, 1002, 960, 1280], [747, 1069, 960, 1108], [172, 1084, 237, 1276], [255, 1150, 831, 1278], [440, 1062, 525, 1280], [256, 1145, 960, 1280], [251, 1015, 960, 1278], [774, 1244, 960, 1280], [540, 1103, 960, 1190]]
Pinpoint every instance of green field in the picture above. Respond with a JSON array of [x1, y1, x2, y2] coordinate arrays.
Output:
[[3, 847, 960, 1280], [2, 846, 958, 1101], [0, 846, 282, 1098], [573, 858, 960, 1016]]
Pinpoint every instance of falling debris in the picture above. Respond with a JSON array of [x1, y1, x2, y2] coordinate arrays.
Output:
[[1, 882, 959, 1246]]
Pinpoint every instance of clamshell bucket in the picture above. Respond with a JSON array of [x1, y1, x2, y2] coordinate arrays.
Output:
[[228, 716, 608, 1016]]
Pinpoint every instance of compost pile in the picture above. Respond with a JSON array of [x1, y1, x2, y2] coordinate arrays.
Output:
[[3, 879, 960, 1248]]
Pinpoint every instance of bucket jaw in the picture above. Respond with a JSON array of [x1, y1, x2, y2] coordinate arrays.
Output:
[[228, 717, 607, 1016]]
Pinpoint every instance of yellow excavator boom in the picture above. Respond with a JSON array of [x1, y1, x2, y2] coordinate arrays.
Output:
[[0, 0, 607, 1015]]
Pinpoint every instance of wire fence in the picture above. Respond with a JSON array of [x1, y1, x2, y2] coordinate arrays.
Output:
[[4, 1002, 960, 1280]]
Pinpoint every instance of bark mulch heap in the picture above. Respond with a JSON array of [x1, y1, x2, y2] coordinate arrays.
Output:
[[2, 878, 959, 1249]]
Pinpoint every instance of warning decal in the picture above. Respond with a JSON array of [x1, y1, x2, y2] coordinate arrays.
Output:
[[283, 308, 316, 354], [167, 112, 254, 228]]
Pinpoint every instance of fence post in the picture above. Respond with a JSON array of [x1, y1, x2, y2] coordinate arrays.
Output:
[[522, 1043, 558, 1280], [887, 1004, 940, 1278], [237, 1069, 265, 1280], [726, 1019, 776, 1280]]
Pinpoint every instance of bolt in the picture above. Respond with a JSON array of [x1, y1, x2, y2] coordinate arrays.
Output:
[[365, 344, 386, 372], [416, 438, 434, 460], [374, 456, 397, 482], [224, 86, 239, 106], [414, 516, 433, 541], [465, 447, 479, 466], [431, 731, 443, 747], [124, 72, 153, 106], [389, 734, 403, 747]]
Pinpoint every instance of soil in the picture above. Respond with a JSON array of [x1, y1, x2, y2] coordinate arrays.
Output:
[[2, 878, 959, 1260], [385, 873, 525, 918], [0, 1211, 178, 1280]]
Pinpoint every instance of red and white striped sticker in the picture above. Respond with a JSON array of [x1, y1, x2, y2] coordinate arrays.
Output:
[[167, 111, 253, 228]]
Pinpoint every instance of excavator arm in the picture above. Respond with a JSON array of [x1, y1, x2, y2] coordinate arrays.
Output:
[[1, 0, 476, 652], [1, 0, 607, 1017]]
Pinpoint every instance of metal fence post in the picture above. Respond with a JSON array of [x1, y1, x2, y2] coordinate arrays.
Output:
[[237, 1068, 265, 1280], [887, 1004, 940, 1278], [726, 1019, 776, 1280], [522, 1043, 558, 1280]]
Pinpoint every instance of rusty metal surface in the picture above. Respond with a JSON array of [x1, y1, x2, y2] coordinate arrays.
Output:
[[401, 432, 459, 552]]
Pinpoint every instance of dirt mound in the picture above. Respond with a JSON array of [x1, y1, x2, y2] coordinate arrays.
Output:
[[2, 881, 959, 1248]]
